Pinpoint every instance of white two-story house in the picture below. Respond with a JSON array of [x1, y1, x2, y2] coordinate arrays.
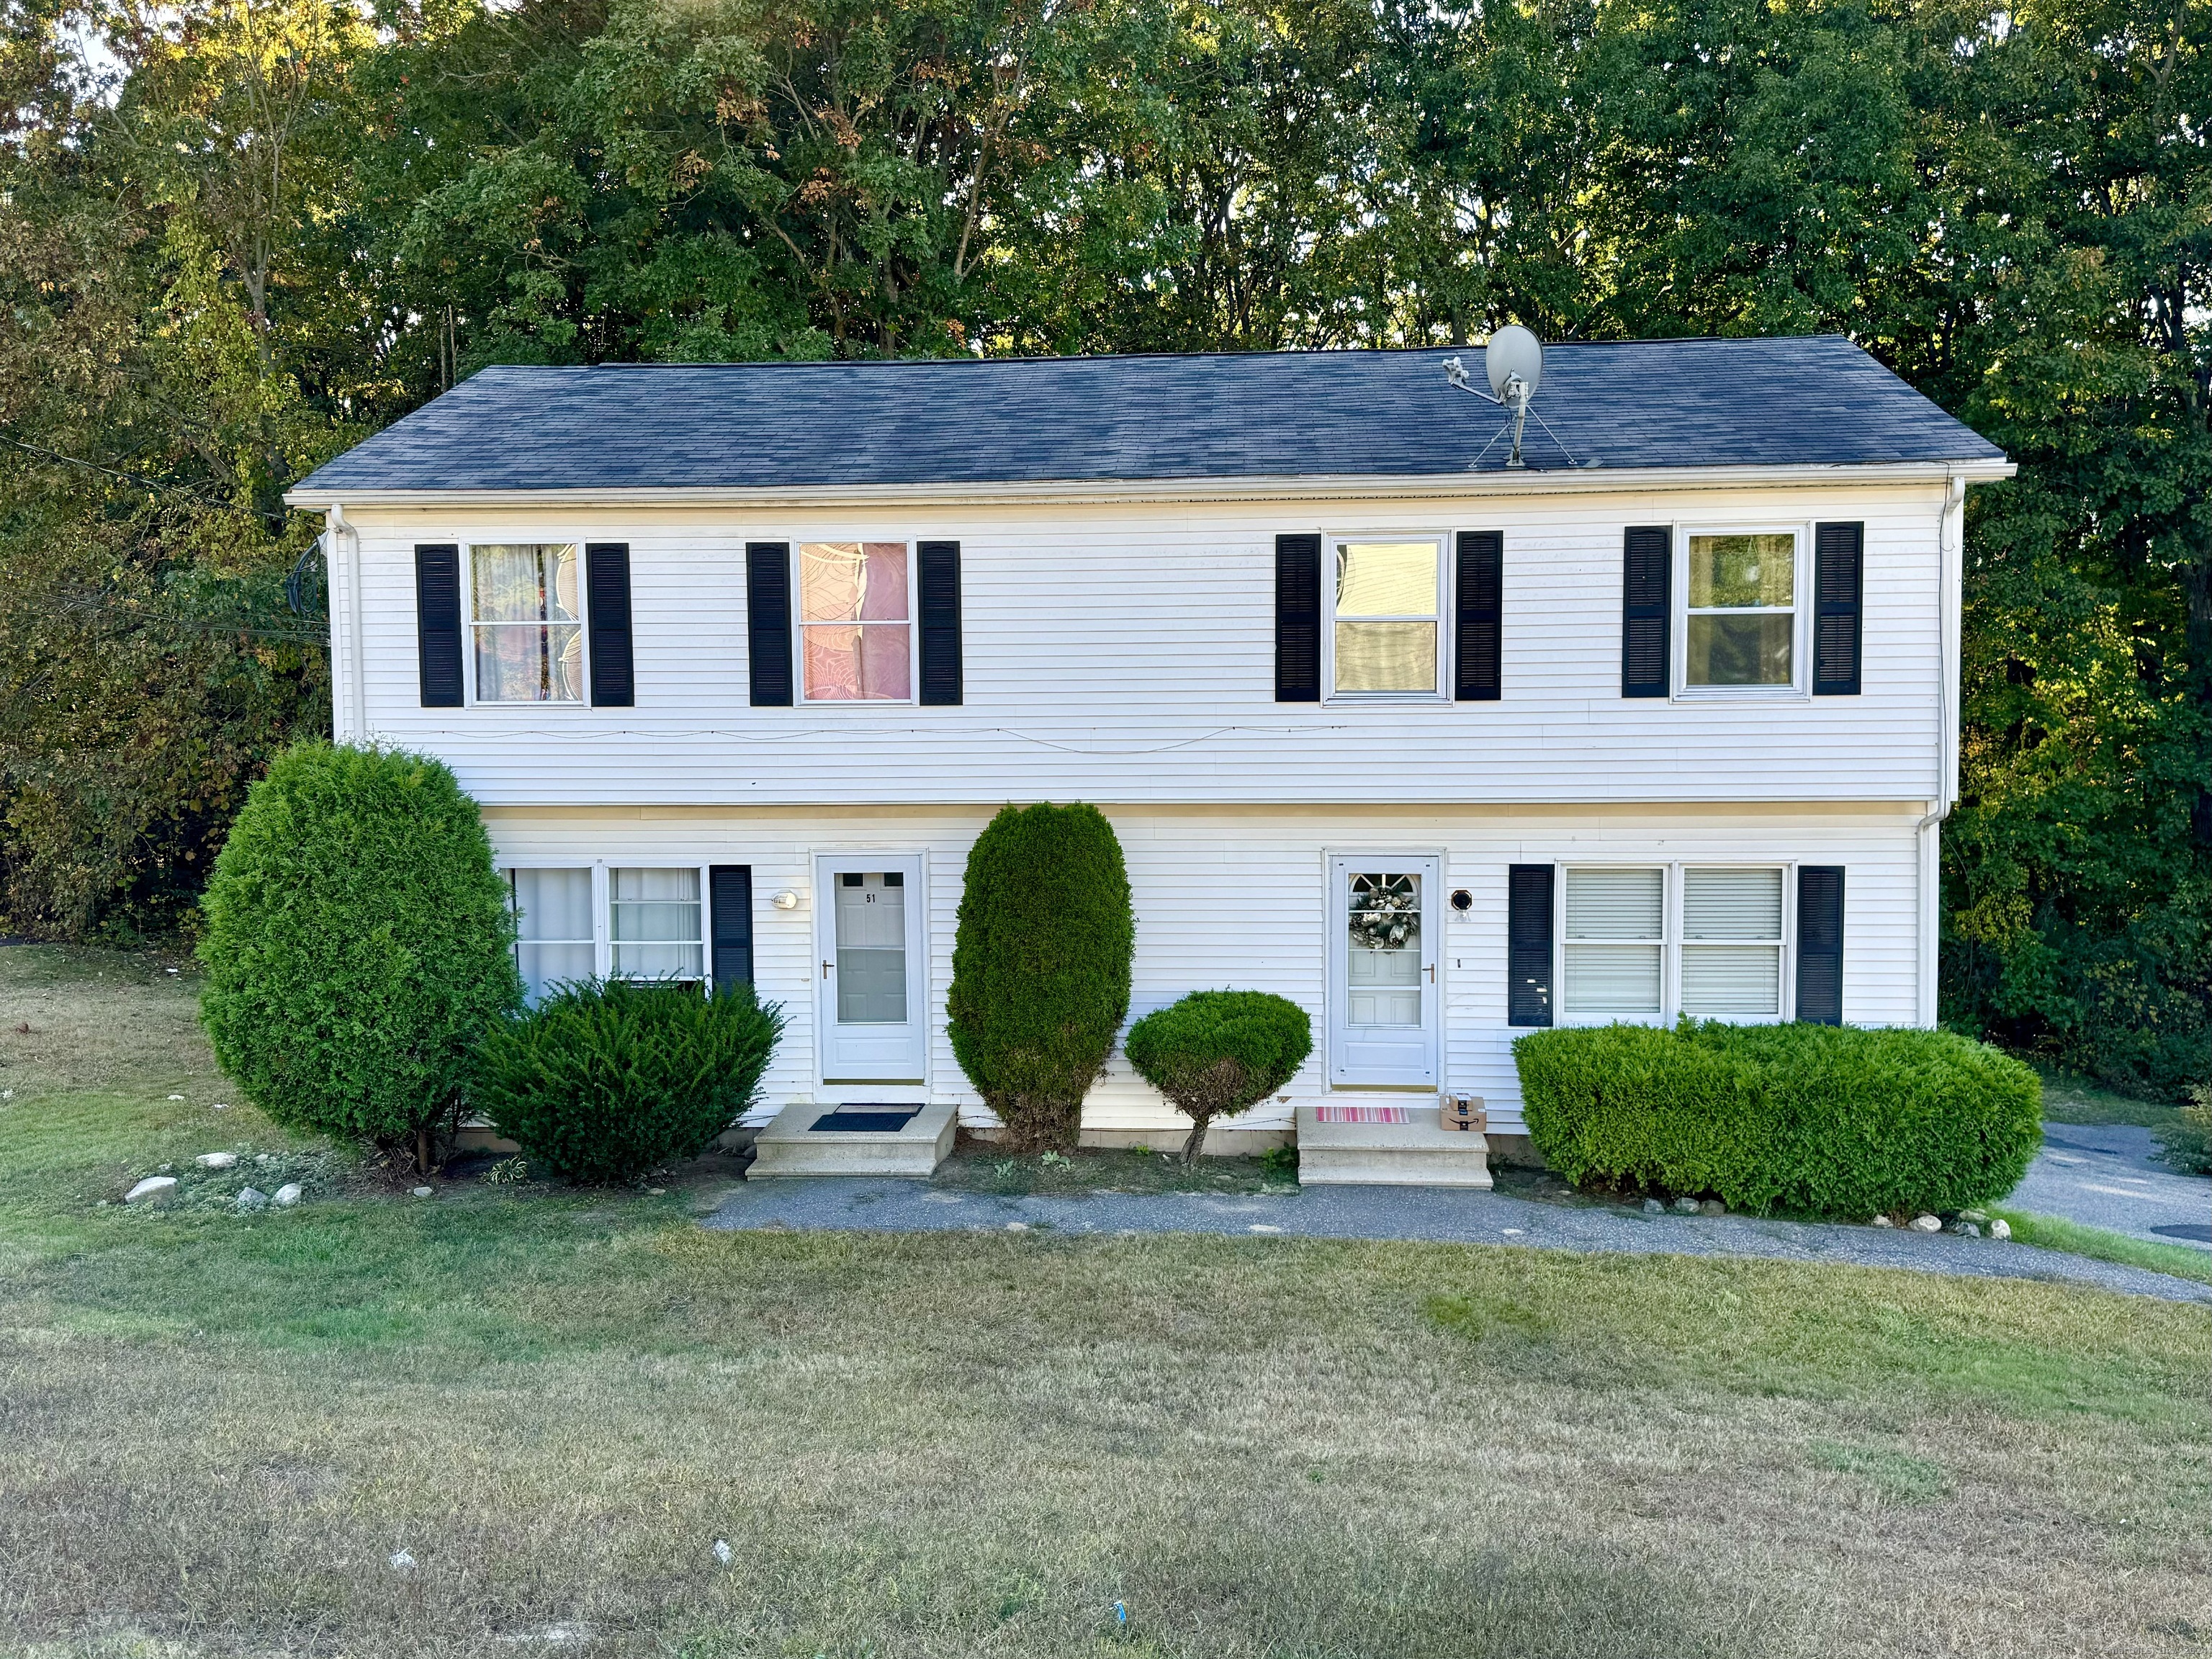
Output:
[[288, 337, 2010, 1163]]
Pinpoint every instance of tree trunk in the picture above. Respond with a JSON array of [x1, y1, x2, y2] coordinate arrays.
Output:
[[1180, 1113, 1210, 1166], [2189, 552, 2212, 848]]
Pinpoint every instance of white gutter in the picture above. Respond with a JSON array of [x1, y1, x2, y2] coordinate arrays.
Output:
[[284, 457, 2015, 513], [323, 503, 367, 744], [1917, 474, 1968, 1026]]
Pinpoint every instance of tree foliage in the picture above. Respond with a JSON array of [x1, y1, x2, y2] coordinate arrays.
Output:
[[2, 0, 2206, 1089]]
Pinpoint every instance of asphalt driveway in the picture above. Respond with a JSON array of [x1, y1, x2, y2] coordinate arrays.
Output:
[[2008, 1123, 2211, 1249]]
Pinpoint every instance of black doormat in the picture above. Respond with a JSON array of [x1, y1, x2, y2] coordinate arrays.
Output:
[[811, 1107, 923, 1133]]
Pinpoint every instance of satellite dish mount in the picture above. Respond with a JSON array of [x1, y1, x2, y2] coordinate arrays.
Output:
[[1443, 326, 1572, 470]]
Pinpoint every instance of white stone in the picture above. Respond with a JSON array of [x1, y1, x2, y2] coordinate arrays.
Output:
[[235, 1187, 268, 1212], [1953, 1220, 1982, 1238], [1674, 1197, 1701, 1214], [1910, 1213, 1942, 1233], [1642, 1197, 1665, 1215], [195, 1152, 238, 1170], [390, 1550, 415, 1573], [1247, 1223, 1282, 1234], [1870, 1214, 1894, 1227], [1005, 1221, 1029, 1231], [125, 1176, 178, 1206], [273, 1183, 303, 1207], [1989, 1218, 2012, 1241], [711, 1539, 733, 1565], [411, 1186, 433, 1198], [166, 1094, 184, 1101]]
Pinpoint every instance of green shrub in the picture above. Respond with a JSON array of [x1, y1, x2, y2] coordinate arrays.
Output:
[[2157, 1086, 2212, 1176], [1124, 990, 1311, 1163], [947, 802, 1133, 1152], [1514, 1020, 2042, 1218], [473, 979, 783, 1184], [197, 742, 523, 1171]]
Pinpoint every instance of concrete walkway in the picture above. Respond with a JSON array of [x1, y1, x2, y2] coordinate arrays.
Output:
[[704, 1177, 2212, 1305], [2009, 1123, 2211, 1249]]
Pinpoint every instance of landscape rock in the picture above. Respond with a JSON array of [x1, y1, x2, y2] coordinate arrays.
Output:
[[125, 1176, 179, 1207], [1959, 1208, 1990, 1224], [1989, 1218, 2012, 1241], [711, 1539, 734, 1565], [1951, 1220, 1982, 1237], [1910, 1213, 1942, 1233], [235, 1187, 268, 1212], [1869, 1215, 1895, 1228], [194, 1151, 238, 1170], [1642, 1197, 1665, 1215], [1673, 1197, 1701, 1215], [1700, 1199, 1727, 1217], [390, 1550, 416, 1573], [410, 1186, 433, 1198], [273, 1183, 303, 1208]]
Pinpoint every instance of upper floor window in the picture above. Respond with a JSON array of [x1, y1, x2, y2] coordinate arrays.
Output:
[[801, 541, 912, 701], [1683, 531, 1799, 691], [1330, 537, 1442, 697], [472, 543, 583, 703]]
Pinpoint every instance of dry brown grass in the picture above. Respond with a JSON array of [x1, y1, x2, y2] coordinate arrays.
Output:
[[1, 945, 2208, 1659]]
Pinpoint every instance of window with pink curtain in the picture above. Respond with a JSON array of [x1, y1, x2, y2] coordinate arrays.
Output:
[[799, 541, 912, 701]]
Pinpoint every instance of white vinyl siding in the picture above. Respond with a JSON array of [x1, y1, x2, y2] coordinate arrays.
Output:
[[341, 482, 1946, 806]]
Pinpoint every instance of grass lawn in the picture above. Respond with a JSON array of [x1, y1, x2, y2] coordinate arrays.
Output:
[[1, 946, 2208, 1658]]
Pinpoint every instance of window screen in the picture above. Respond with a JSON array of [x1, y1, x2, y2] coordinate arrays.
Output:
[[1563, 868, 1663, 1017], [1333, 540, 1439, 693], [1686, 533, 1794, 688], [510, 868, 593, 1003], [1681, 868, 1784, 1016], [610, 868, 703, 981]]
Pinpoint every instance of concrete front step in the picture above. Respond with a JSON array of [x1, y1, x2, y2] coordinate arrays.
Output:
[[1296, 1102, 1493, 1188], [748, 1100, 958, 1177]]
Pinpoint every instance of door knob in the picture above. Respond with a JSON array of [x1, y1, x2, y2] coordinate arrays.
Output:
[[822, 961, 833, 979]]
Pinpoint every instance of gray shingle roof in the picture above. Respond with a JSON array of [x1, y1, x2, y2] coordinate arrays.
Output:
[[295, 336, 2003, 495]]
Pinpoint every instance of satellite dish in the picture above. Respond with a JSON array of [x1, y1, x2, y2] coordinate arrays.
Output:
[[1485, 325, 1543, 402]]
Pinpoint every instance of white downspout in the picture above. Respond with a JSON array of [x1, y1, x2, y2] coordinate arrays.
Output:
[[325, 503, 367, 743], [1916, 475, 1966, 1027]]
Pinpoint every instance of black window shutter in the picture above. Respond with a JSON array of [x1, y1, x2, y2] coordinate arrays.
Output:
[[746, 541, 793, 706], [415, 544, 464, 708], [1455, 529, 1503, 701], [1812, 522, 1864, 696], [1622, 526, 1671, 698], [1507, 863, 1555, 1027], [1274, 533, 1322, 702], [585, 542, 634, 707], [1797, 866, 1845, 1025], [709, 865, 754, 989], [917, 540, 963, 706]]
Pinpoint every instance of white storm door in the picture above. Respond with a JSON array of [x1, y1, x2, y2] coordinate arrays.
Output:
[[814, 854, 927, 1084], [1328, 856, 1441, 1087]]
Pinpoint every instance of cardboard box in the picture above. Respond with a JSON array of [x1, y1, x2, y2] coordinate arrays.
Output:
[[1441, 1095, 1487, 1133]]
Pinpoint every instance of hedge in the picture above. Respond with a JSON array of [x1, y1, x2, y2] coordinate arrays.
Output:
[[1514, 1020, 2041, 1218], [474, 978, 783, 1184], [1124, 989, 1311, 1162], [946, 802, 1133, 1151], [198, 742, 523, 1170]]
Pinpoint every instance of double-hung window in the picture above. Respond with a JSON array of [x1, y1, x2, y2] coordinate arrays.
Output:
[[505, 864, 711, 1002], [1559, 865, 1789, 1022], [472, 543, 583, 703], [1329, 538, 1443, 697], [800, 541, 912, 701], [1682, 530, 1800, 692]]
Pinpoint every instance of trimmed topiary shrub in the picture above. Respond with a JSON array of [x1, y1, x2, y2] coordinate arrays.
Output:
[[1514, 1020, 2041, 1218], [947, 801, 1134, 1152], [198, 742, 523, 1172], [1125, 990, 1312, 1163], [472, 979, 783, 1184]]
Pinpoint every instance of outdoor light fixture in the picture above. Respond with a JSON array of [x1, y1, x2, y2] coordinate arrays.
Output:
[[771, 889, 801, 910]]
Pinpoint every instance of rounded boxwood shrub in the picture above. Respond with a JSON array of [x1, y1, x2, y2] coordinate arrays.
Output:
[[1125, 990, 1311, 1163], [473, 979, 784, 1184], [947, 801, 1133, 1152], [198, 742, 523, 1171], [1514, 1020, 2042, 1218]]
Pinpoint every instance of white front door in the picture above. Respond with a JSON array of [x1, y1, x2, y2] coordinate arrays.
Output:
[[1328, 856, 1441, 1088], [815, 854, 927, 1085]]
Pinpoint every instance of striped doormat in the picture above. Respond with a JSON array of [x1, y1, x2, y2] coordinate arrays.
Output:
[[1313, 1104, 1414, 1124]]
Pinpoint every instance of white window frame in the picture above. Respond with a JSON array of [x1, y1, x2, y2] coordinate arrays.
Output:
[[1555, 862, 1796, 1025], [1673, 524, 1809, 701], [500, 860, 717, 992], [791, 536, 920, 707], [462, 536, 591, 709], [1322, 531, 1449, 704]]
